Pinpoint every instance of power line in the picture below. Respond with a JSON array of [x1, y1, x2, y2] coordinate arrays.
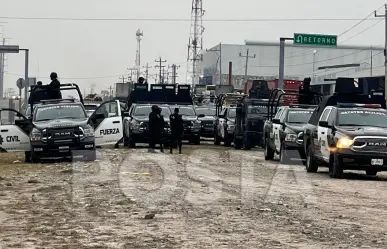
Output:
[[0, 16, 385, 22]]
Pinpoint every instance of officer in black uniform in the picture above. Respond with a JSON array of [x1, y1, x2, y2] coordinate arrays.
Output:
[[169, 107, 184, 154], [29, 81, 48, 104], [48, 72, 62, 99], [149, 105, 160, 152], [156, 107, 165, 152], [138, 77, 145, 84], [298, 77, 313, 104]]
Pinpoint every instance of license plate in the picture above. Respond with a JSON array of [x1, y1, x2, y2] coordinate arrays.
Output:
[[371, 159, 383, 166]]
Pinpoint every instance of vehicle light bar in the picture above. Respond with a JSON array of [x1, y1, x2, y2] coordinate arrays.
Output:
[[337, 103, 381, 108]]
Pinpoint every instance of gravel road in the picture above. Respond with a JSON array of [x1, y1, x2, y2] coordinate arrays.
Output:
[[1, 144, 387, 248]]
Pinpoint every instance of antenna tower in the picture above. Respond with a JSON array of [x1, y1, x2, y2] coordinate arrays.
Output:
[[135, 29, 143, 81], [187, 0, 204, 89]]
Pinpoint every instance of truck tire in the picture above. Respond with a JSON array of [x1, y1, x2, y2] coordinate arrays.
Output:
[[306, 145, 318, 173], [329, 153, 343, 178], [31, 151, 40, 163], [366, 170, 378, 176], [264, 139, 275, 160], [25, 151, 31, 163], [234, 136, 242, 150]]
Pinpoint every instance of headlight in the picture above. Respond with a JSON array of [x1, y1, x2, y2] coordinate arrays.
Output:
[[130, 120, 141, 129], [83, 126, 94, 137], [336, 137, 353, 149], [285, 133, 297, 142], [30, 129, 42, 141]]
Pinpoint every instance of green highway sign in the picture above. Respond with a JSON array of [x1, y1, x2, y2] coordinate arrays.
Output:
[[293, 33, 337, 47]]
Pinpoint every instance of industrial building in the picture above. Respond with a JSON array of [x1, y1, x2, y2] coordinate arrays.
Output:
[[199, 41, 385, 89]]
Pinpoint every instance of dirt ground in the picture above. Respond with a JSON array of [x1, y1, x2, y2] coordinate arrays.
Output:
[[1, 143, 387, 248]]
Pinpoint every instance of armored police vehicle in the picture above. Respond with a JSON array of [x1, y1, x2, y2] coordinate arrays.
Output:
[[303, 77, 387, 178], [263, 86, 322, 164], [233, 80, 271, 150], [0, 83, 124, 162]]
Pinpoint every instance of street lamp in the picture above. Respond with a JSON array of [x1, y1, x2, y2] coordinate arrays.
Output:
[[0, 45, 29, 104], [312, 50, 317, 78]]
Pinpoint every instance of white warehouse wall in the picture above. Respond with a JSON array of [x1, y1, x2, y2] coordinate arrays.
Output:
[[199, 41, 384, 87]]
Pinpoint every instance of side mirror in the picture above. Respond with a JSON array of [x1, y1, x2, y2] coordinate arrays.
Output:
[[198, 114, 205, 118], [318, 120, 330, 128], [272, 118, 281, 124]]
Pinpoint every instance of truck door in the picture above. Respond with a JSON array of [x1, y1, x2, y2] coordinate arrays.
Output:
[[272, 108, 284, 151], [89, 100, 123, 146], [316, 107, 332, 159], [321, 108, 336, 162], [0, 109, 31, 152]]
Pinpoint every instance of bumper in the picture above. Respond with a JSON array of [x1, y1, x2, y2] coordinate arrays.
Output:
[[283, 141, 306, 158], [200, 127, 214, 137], [31, 137, 95, 158], [336, 149, 387, 170], [183, 128, 201, 140]]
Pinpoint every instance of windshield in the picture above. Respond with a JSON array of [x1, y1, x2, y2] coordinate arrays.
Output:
[[228, 108, 236, 118], [34, 104, 87, 121], [133, 105, 171, 116], [84, 105, 99, 110], [287, 110, 314, 123], [196, 108, 216, 116], [177, 106, 196, 116], [248, 105, 267, 114], [206, 85, 216, 91], [338, 110, 387, 127]]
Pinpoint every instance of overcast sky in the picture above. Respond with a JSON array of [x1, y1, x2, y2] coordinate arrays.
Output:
[[1, 0, 386, 94]]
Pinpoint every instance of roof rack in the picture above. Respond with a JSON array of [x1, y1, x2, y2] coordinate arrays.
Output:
[[39, 98, 78, 104]]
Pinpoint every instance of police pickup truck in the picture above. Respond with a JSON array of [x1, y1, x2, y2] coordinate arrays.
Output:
[[213, 106, 236, 146], [0, 85, 124, 162], [195, 105, 216, 138], [264, 104, 315, 164], [304, 103, 387, 178]]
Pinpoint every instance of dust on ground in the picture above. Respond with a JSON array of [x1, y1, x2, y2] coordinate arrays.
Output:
[[1, 145, 387, 248]]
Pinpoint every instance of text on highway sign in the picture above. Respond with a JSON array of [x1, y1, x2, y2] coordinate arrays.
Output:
[[0, 45, 20, 53], [293, 33, 337, 47]]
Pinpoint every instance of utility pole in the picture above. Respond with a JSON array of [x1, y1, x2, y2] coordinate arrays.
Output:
[[206, 43, 222, 84], [119, 75, 126, 84], [127, 68, 137, 82], [143, 63, 150, 83], [171, 64, 180, 84], [155, 57, 167, 84], [239, 49, 256, 87], [375, 5, 387, 100], [0, 38, 5, 99]]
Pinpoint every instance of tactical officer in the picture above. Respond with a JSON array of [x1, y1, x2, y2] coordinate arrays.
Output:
[[169, 108, 184, 154], [48, 72, 62, 99], [29, 81, 48, 104], [138, 77, 145, 84], [149, 105, 160, 152], [156, 107, 165, 152]]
